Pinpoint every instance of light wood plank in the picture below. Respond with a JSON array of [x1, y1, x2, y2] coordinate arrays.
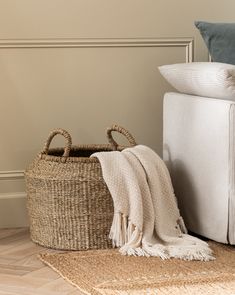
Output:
[[38, 277, 79, 293], [0, 228, 83, 295]]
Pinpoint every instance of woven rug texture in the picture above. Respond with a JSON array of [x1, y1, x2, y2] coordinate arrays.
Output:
[[39, 242, 235, 295]]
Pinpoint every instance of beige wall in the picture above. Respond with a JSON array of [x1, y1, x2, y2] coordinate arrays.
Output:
[[1, 0, 235, 227]]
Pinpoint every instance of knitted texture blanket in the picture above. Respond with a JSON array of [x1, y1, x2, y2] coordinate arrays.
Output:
[[92, 145, 214, 261]]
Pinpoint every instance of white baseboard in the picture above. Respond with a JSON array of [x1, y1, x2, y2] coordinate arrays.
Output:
[[0, 192, 29, 228]]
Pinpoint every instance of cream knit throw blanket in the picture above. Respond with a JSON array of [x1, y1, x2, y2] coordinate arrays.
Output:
[[92, 145, 214, 261]]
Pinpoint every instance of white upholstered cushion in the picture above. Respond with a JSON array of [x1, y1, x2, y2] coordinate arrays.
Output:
[[159, 62, 235, 100], [163, 92, 235, 244]]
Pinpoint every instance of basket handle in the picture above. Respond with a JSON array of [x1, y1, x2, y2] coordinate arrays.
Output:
[[40, 128, 72, 159], [106, 124, 137, 150]]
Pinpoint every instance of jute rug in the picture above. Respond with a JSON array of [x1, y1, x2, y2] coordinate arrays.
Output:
[[39, 242, 235, 295]]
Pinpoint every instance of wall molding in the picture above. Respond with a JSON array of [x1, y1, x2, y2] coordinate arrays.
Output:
[[0, 37, 194, 62], [0, 170, 24, 180], [0, 191, 26, 199]]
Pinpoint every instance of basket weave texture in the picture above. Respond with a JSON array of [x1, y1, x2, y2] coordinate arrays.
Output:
[[25, 125, 136, 250]]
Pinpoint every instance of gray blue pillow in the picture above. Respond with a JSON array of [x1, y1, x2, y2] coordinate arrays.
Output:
[[195, 21, 235, 65]]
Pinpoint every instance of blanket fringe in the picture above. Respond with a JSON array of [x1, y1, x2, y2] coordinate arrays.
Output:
[[177, 216, 188, 234], [120, 225, 170, 259], [109, 213, 214, 261], [142, 243, 169, 259], [120, 223, 145, 256], [121, 240, 214, 261], [167, 243, 215, 261], [109, 212, 128, 247]]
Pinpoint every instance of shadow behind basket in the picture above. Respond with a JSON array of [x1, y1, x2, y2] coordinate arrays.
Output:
[[25, 125, 136, 250]]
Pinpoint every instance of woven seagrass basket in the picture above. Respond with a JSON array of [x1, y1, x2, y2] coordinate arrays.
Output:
[[25, 125, 136, 250]]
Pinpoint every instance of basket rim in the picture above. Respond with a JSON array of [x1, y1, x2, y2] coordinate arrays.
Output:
[[37, 144, 126, 163]]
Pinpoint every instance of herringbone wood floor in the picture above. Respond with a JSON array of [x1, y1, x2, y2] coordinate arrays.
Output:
[[0, 228, 84, 295]]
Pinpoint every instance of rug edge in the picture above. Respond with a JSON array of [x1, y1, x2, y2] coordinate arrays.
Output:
[[39, 253, 92, 295]]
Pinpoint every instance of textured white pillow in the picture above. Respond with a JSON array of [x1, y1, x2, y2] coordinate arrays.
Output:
[[159, 62, 235, 100]]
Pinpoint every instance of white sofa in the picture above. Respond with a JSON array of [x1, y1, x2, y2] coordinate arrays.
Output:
[[163, 92, 235, 244]]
